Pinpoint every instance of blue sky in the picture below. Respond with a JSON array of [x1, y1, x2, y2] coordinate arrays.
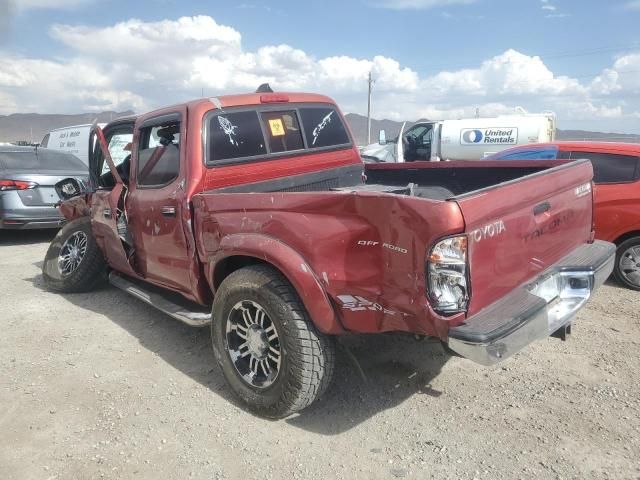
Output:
[[2, 0, 640, 132]]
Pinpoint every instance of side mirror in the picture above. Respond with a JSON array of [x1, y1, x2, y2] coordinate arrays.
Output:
[[55, 178, 85, 201], [378, 129, 386, 145]]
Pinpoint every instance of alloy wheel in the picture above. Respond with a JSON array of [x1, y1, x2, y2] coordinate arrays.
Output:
[[618, 245, 640, 287], [225, 300, 282, 388], [57, 231, 88, 277]]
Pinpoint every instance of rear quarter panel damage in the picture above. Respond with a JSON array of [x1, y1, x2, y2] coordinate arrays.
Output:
[[192, 191, 465, 336]]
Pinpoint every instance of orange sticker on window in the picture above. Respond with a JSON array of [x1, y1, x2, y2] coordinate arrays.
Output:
[[268, 118, 285, 137]]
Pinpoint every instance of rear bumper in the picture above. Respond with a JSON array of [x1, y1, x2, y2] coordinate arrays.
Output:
[[447, 240, 615, 366], [0, 217, 65, 229], [0, 204, 64, 230]]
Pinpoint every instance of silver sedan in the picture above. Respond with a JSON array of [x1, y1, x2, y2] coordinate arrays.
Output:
[[0, 146, 88, 229]]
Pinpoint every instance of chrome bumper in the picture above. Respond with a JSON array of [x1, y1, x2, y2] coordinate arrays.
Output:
[[447, 240, 615, 366]]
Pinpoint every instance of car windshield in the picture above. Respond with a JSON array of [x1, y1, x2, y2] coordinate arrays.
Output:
[[0, 148, 86, 170]]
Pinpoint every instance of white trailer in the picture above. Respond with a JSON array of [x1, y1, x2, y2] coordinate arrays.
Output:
[[361, 109, 556, 163]]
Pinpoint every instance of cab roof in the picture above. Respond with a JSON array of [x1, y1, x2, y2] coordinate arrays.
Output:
[[141, 92, 338, 119]]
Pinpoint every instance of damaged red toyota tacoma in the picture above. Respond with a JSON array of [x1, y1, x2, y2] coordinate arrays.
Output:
[[42, 90, 615, 418]]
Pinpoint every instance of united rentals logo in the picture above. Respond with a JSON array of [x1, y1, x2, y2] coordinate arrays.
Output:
[[460, 128, 518, 145]]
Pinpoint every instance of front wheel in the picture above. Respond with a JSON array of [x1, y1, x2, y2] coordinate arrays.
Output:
[[42, 217, 108, 293], [211, 265, 335, 418], [613, 236, 640, 291]]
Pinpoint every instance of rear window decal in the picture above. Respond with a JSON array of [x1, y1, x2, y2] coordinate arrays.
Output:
[[268, 118, 285, 137], [312, 111, 333, 145], [218, 116, 238, 146]]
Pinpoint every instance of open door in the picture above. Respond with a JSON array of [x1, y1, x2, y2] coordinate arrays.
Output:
[[89, 119, 138, 277], [401, 122, 435, 162]]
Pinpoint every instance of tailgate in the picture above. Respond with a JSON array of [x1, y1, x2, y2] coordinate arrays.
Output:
[[456, 159, 594, 316]]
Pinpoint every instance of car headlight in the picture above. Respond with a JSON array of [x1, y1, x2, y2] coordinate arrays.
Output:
[[427, 235, 469, 314]]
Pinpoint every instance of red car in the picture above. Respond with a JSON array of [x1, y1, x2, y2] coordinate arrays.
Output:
[[487, 141, 640, 290]]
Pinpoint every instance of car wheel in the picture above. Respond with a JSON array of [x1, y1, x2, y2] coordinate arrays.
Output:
[[613, 237, 640, 291], [42, 217, 108, 293], [211, 265, 335, 418]]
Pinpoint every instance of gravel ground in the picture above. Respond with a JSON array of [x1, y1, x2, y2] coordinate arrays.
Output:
[[1, 230, 639, 480]]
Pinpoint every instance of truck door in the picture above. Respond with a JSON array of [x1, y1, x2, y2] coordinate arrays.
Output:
[[89, 121, 137, 276], [126, 111, 193, 294], [402, 123, 435, 161]]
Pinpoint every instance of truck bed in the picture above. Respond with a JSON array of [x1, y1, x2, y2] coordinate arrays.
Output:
[[205, 159, 563, 201], [361, 160, 558, 199]]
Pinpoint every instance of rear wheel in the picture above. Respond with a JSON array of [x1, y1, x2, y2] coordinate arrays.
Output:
[[614, 237, 640, 291], [42, 217, 108, 293], [211, 265, 335, 418]]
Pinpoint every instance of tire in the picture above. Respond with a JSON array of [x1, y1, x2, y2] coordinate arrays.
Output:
[[613, 236, 640, 291], [42, 217, 108, 293], [211, 265, 335, 418]]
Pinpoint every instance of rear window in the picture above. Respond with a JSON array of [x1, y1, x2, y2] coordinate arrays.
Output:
[[260, 110, 304, 154], [570, 152, 640, 184], [490, 146, 559, 160], [209, 111, 267, 162], [0, 149, 86, 170], [299, 107, 350, 148], [206, 104, 351, 164]]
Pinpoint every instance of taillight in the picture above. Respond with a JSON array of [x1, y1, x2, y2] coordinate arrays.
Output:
[[0, 180, 38, 191], [427, 235, 470, 314], [260, 94, 290, 103]]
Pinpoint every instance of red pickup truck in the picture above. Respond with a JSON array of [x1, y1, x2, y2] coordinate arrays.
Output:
[[42, 90, 614, 418]]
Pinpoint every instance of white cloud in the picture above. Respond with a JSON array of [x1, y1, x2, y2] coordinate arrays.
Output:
[[591, 52, 640, 96], [423, 49, 585, 97], [374, 0, 475, 10], [625, 1, 640, 10], [1, 15, 640, 132]]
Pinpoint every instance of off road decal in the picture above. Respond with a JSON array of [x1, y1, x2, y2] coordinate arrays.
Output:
[[357, 240, 408, 254], [268, 118, 285, 137]]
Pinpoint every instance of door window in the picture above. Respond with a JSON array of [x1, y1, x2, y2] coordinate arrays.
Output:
[[101, 131, 134, 174], [137, 121, 181, 186], [570, 151, 639, 184]]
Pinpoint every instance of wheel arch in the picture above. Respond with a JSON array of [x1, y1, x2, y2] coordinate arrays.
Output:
[[613, 230, 640, 246], [208, 234, 344, 335]]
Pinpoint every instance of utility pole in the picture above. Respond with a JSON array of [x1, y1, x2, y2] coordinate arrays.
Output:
[[367, 71, 374, 145]]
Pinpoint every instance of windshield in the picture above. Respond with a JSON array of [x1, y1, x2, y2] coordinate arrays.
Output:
[[0, 149, 87, 171]]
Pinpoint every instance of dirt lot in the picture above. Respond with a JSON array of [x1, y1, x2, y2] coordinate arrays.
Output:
[[1, 230, 639, 480]]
